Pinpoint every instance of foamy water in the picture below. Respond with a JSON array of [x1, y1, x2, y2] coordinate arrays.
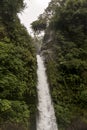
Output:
[[36, 55, 58, 130]]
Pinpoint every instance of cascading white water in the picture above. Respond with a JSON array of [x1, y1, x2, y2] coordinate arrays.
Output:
[[36, 55, 58, 130]]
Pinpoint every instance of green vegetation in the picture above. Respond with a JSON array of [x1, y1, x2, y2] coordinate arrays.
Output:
[[1, 0, 87, 129], [0, 0, 37, 129], [31, 19, 46, 34], [32, 0, 87, 129]]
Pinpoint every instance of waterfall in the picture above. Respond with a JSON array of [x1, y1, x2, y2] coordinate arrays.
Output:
[[36, 55, 58, 130]]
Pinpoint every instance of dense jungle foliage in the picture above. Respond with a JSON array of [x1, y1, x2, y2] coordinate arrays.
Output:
[[32, 0, 87, 130], [0, 0, 37, 129]]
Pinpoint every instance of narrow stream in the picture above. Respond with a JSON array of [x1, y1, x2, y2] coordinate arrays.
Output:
[[36, 55, 58, 130]]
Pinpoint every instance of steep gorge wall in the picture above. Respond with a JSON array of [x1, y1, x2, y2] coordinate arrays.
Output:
[[0, 1, 37, 130], [41, 0, 87, 129]]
